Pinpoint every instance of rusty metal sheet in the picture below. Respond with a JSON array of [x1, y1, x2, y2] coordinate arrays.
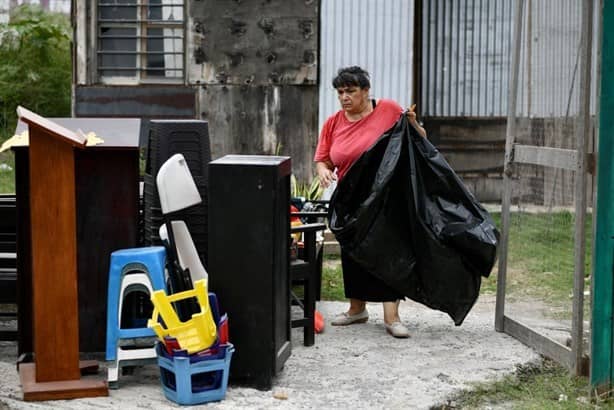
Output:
[[189, 1, 318, 86], [74, 86, 196, 118], [191, 0, 317, 19]]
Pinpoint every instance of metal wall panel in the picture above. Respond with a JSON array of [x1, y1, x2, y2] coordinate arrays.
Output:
[[515, 0, 581, 118], [74, 86, 196, 118], [422, 0, 599, 118], [514, 0, 600, 117], [422, 0, 514, 117], [319, 0, 414, 130]]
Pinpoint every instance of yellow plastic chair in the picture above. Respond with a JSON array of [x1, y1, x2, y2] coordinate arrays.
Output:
[[148, 279, 217, 354]]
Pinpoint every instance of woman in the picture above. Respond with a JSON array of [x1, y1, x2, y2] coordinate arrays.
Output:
[[314, 66, 427, 338]]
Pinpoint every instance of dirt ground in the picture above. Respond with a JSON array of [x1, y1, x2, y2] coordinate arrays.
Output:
[[0, 295, 539, 409]]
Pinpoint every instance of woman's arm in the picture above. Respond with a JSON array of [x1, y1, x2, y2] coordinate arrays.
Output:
[[407, 104, 427, 138], [316, 160, 336, 188]]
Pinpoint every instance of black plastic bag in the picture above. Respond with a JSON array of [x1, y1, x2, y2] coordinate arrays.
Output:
[[329, 114, 499, 325]]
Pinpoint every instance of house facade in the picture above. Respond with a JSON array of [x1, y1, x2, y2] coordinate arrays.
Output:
[[72, 1, 319, 181]]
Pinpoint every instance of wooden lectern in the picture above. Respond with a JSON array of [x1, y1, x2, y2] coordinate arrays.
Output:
[[13, 117, 140, 354], [16, 107, 108, 401]]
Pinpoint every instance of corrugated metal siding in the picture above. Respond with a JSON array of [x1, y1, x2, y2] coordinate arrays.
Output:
[[514, 0, 599, 117], [422, 0, 514, 117], [422, 0, 599, 118], [319, 0, 414, 130], [515, 0, 581, 118]]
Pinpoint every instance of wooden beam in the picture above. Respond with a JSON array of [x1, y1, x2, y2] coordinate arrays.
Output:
[[496, 0, 525, 332], [503, 316, 572, 370], [512, 144, 578, 170], [592, 0, 614, 391]]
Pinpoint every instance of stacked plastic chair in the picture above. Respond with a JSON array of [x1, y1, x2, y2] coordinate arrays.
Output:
[[149, 280, 233, 405], [105, 245, 167, 387], [148, 153, 234, 405], [143, 120, 210, 266]]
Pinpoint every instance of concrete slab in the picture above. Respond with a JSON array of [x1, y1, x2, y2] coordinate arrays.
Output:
[[0, 295, 538, 409]]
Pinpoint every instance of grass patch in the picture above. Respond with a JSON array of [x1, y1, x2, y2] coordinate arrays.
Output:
[[0, 152, 15, 194], [321, 211, 592, 309], [480, 212, 592, 308], [322, 210, 592, 308], [505, 211, 591, 306], [432, 358, 600, 410], [479, 271, 499, 295], [320, 255, 345, 301]]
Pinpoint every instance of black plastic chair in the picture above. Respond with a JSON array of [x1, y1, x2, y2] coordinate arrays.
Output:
[[290, 213, 326, 346]]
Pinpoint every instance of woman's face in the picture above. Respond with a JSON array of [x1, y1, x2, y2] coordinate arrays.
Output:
[[337, 85, 369, 114]]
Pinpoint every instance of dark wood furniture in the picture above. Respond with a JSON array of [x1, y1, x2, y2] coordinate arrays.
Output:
[[0, 194, 17, 341], [16, 107, 108, 401], [291, 209, 328, 299], [12, 117, 140, 354], [290, 219, 326, 346], [208, 155, 292, 390]]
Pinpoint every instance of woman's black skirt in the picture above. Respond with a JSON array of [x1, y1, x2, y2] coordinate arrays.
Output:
[[341, 250, 404, 302]]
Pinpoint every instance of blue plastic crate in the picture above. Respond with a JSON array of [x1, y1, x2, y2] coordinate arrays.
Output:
[[157, 342, 234, 405]]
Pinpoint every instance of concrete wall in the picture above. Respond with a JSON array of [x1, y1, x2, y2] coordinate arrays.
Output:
[[189, 0, 319, 181], [73, 0, 319, 182]]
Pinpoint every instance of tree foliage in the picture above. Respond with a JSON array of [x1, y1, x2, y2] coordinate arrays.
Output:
[[0, 5, 71, 140]]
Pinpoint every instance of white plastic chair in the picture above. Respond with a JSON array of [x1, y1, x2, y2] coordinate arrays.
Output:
[[159, 221, 208, 283], [157, 153, 202, 216], [156, 154, 206, 302]]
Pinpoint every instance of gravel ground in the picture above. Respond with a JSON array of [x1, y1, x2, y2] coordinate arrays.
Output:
[[0, 295, 539, 409]]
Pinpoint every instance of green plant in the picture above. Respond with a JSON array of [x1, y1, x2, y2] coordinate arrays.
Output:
[[0, 4, 71, 141], [291, 174, 323, 200], [0, 5, 71, 194]]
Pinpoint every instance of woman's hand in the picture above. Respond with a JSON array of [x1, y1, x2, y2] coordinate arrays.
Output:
[[407, 104, 427, 138], [316, 161, 337, 188]]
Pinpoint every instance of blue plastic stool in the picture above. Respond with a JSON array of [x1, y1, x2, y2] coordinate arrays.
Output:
[[106, 246, 166, 386], [157, 343, 235, 405]]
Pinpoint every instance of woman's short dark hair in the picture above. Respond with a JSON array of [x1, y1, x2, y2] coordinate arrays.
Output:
[[332, 66, 371, 89]]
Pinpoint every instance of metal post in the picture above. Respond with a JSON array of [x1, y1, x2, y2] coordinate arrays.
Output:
[[495, 0, 524, 332], [571, 0, 593, 377], [412, 0, 423, 113], [589, 0, 603, 390], [592, 0, 614, 392], [526, 0, 532, 116]]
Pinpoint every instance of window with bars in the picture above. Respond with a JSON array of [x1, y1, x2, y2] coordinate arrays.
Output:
[[97, 0, 185, 82]]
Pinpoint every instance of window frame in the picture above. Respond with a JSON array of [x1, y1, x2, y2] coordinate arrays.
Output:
[[95, 1, 186, 85]]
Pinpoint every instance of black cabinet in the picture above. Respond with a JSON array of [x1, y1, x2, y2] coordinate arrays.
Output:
[[208, 155, 291, 390]]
